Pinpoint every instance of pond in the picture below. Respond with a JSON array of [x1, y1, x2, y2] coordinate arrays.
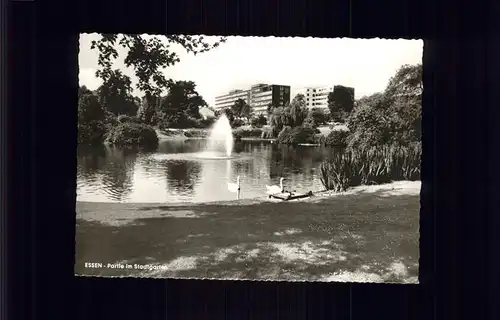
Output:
[[77, 140, 337, 203]]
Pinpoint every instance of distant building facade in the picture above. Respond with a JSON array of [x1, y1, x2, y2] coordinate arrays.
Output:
[[304, 86, 334, 110], [304, 85, 355, 110], [249, 84, 291, 114], [214, 84, 291, 115], [214, 89, 251, 110]]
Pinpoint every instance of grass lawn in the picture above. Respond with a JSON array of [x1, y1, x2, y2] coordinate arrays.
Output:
[[75, 183, 420, 283]]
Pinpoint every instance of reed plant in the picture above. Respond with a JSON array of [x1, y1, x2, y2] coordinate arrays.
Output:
[[319, 143, 421, 192]]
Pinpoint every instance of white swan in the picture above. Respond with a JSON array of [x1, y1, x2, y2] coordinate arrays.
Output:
[[227, 176, 240, 193], [266, 177, 285, 194]]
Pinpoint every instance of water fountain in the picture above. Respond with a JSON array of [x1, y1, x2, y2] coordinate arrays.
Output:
[[195, 114, 235, 159], [150, 114, 244, 162]]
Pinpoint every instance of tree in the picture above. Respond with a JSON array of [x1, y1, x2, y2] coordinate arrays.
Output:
[[327, 86, 355, 122], [200, 106, 216, 119], [268, 107, 285, 132], [354, 92, 387, 113], [346, 93, 392, 148], [266, 103, 274, 115], [384, 64, 423, 102], [78, 94, 105, 124], [158, 80, 207, 128], [267, 94, 309, 136], [346, 64, 422, 148], [302, 112, 317, 129], [288, 94, 308, 127], [230, 99, 253, 122], [90, 34, 226, 124], [310, 108, 328, 125], [386, 98, 421, 144], [96, 69, 138, 116], [137, 95, 160, 125], [79, 85, 93, 99], [78, 93, 107, 144], [133, 96, 142, 106], [213, 108, 222, 118], [383, 63, 423, 144]]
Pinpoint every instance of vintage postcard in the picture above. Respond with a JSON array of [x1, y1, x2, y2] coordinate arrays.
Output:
[[76, 34, 422, 283]]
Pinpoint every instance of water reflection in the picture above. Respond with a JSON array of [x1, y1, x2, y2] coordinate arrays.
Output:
[[77, 146, 138, 202], [77, 140, 335, 203], [164, 160, 202, 196], [77, 145, 107, 181]]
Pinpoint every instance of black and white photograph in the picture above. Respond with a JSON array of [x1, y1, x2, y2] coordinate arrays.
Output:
[[75, 34, 422, 283]]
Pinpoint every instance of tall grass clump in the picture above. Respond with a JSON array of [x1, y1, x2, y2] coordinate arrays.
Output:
[[320, 143, 421, 192]]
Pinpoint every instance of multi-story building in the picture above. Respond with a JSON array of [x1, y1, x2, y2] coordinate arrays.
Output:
[[214, 84, 291, 116], [304, 86, 333, 109], [248, 84, 290, 114], [214, 89, 251, 110], [304, 85, 354, 110]]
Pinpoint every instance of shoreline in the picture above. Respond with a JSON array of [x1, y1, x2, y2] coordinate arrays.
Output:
[[78, 180, 421, 206], [156, 129, 275, 142], [164, 136, 275, 142], [76, 180, 421, 225], [155, 125, 337, 142]]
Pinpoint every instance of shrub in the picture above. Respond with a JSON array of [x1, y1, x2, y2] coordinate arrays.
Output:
[[78, 121, 107, 145], [324, 130, 349, 147], [157, 121, 171, 131], [78, 93, 108, 145], [277, 126, 317, 145], [233, 132, 242, 142], [347, 91, 421, 149], [116, 115, 143, 124], [233, 127, 263, 138], [346, 98, 393, 149], [277, 126, 292, 141], [261, 127, 275, 139], [129, 116, 143, 124], [117, 115, 131, 123], [183, 129, 209, 138], [105, 122, 159, 147], [231, 118, 245, 128], [195, 117, 216, 129], [310, 108, 329, 125], [302, 113, 317, 129], [78, 94, 105, 124], [250, 114, 267, 128], [319, 144, 421, 192], [159, 129, 182, 137]]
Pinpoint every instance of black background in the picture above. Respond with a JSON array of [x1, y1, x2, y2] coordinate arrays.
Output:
[[7, 0, 500, 318]]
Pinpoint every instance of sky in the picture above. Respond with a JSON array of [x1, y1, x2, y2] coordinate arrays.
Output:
[[79, 34, 423, 107]]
